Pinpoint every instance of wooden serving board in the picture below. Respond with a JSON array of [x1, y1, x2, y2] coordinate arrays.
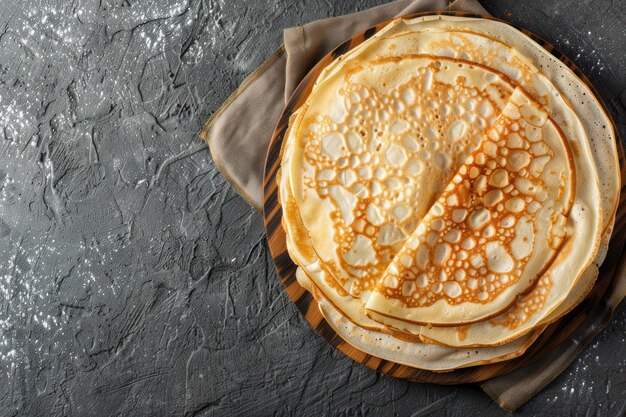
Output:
[[263, 11, 625, 384]]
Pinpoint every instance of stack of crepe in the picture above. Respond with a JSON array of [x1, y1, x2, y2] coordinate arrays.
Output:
[[278, 15, 620, 371]]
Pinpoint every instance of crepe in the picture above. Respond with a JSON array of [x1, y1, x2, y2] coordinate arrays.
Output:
[[366, 89, 576, 326], [288, 55, 521, 328], [278, 15, 619, 365], [297, 268, 543, 371]]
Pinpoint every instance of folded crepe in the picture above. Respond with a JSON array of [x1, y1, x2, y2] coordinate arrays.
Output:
[[278, 14, 620, 368]]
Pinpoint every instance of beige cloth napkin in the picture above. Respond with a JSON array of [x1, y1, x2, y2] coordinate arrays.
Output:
[[199, 0, 626, 411]]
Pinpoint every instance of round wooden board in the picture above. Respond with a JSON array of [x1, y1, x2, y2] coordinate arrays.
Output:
[[263, 11, 625, 384]]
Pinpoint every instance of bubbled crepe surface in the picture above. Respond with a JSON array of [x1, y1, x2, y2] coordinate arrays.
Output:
[[278, 15, 619, 367]]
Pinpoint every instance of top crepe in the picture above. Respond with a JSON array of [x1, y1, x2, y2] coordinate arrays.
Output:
[[366, 86, 575, 325], [278, 15, 618, 361]]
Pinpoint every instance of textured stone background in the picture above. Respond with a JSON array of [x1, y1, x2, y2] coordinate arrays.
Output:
[[0, 0, 624, 416]]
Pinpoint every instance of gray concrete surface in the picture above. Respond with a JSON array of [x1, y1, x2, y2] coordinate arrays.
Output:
[[0, 0, 624, 416]]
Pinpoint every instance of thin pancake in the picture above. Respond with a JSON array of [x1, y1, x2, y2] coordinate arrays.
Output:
[[366, 88, 576, 326], [288, 55, 528, 330], [298, 268, 544, 372]]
